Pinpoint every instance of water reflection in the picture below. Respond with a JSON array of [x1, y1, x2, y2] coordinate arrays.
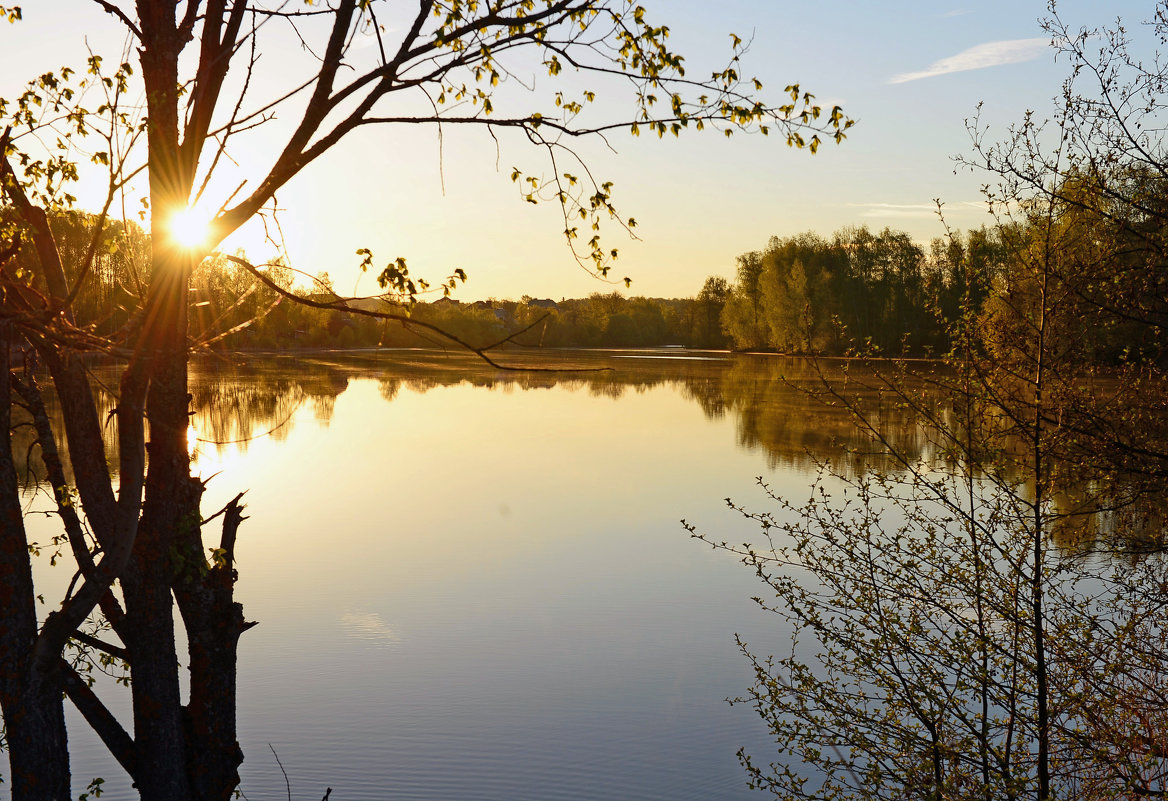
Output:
[[20, 348, 1165, 552], [22, 348, 1166, 801], [191, 358, 349, 447], [13, 350, 932, 482], [185, 351, 933, 477]]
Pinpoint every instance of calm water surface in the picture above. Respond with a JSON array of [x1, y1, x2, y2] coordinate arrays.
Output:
[[29, 349, 910, 800]]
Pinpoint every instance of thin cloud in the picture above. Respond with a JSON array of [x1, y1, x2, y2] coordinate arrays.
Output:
[[864, 208, 939, 219], [890, 37, 1047, 84], [943, 9, 973, 18], [847, 201, 987, 219], [847, 202, 938, 219]]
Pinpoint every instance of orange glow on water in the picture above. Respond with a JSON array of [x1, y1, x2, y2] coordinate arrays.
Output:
[[187, 424, 244, 477]]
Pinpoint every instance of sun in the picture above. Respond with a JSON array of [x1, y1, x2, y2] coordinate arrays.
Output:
[[169, 206, 212, 249]]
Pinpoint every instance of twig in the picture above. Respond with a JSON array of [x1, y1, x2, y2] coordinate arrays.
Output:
[[69, 630, 128, 661], [269, 744, 292, 801]]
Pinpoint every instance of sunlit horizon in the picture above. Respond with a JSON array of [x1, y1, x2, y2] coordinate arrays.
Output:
[[4, 1, 1159, 302]]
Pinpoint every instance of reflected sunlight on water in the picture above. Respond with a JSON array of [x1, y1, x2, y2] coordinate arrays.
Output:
[[340, 611, 403, 645]]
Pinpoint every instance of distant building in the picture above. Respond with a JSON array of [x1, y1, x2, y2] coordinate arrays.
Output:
[[432, 297, 461, 307], [468, 299, 513, 323], [526, 298, 559, 310]]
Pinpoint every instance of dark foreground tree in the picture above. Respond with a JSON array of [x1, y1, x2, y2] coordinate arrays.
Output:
[[0, 2, 852, 798]]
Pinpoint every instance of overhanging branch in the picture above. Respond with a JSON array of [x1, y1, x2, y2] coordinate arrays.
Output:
[[224, 254, 609, 372]]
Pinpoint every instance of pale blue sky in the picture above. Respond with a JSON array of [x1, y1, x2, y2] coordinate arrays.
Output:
[[2, 1, 1156, 299]]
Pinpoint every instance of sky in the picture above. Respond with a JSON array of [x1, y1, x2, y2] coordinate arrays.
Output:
[[1, 1, 1159, 300]]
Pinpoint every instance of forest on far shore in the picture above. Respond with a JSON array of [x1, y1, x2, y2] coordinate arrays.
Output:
[[9, 208, 1157, 365]]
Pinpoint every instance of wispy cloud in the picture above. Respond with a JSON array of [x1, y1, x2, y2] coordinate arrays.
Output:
[[942, 9, 973, 18], [847, 202, 938, 219], [846, 201, 987, 219], [890, 37, 1047, 84]]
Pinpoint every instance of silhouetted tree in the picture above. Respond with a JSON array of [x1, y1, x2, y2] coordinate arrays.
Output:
[[0, 3, 852, 798]]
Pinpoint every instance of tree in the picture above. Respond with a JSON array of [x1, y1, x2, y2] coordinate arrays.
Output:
[[0, 2, 852, 799], [962, 2, 1168, 500], [754, 232, 843, 353], [722, 250, 768, 350], [962, 6, 1168, 374], [694, 274, 729, 348], [691, 202, 1168, 800], [722, 227, 955, 356], [691, 5, 1168, 799]]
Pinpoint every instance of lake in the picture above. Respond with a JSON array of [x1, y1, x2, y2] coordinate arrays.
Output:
[[21, 349, 915, 800]]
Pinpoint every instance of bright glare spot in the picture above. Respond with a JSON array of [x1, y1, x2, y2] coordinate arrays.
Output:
[[187, 423, 242, 475], [169, 206, 212, 249]]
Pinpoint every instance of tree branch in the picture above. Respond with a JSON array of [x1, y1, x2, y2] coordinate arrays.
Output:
[[91, 0, 142, 39], [61, 659, 137, 779], [9, 372, 97, 579], [70, 630, 129, 662], [224, 254, 608, 373]]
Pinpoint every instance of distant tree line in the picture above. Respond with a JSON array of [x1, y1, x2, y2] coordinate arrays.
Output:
[[4, 209, 735, 350], [721, 210, 1167, 365], [199, 278, 735, 351], [17, 208, 1158, 362], [720, 225, 1006, 355]]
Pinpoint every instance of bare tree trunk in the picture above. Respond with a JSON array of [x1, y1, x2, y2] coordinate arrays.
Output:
[[122, 301, 196, 800], [120, 559, 190, 801], [1031, 266, 1051, 801], [0, 325, 71, 801], [124, 3, 203, 795], [175, 495, 249, 801], [1, 669, 73, 801]]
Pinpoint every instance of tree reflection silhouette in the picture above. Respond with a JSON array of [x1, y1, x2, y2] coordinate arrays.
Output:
[[19, 350, 1160, 549]]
